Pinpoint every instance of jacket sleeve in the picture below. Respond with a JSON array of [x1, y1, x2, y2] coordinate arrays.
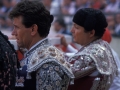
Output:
[[0, 32, 17, 90], [0, 46, 16, 90], [36, 61, 70, 90], [68, 55, 96, 79]]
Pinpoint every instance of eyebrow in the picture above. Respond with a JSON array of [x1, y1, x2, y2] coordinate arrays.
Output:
[[14, 24, 19, 28], [73, 23, 76, 26]]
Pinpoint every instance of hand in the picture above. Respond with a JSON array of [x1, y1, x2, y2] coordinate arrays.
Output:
[[56, 34, 68, 48]]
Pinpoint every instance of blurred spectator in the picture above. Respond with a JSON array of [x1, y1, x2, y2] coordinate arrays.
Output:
[[0, 1, 2, 8], [6, 0, 19, 30], [74, 0, 81, 11], [60, 0, 76, 15], [75, 0, 91, 11], [104, 0, 120, 13], [90, 0, 107, 10], [106, 15, 116, 34], [53, 17, 72, 35], [90, 0, 101, 9], [0, 0, 18, 29], [113, 13, 120, 36], [0, 0, 12, 16], [0, 0, 12, 28], [42, 0, 61, 15]]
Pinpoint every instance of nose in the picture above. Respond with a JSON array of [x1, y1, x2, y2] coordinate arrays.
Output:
[[11, 29, 16, 36], [71, 26, 74, 33]]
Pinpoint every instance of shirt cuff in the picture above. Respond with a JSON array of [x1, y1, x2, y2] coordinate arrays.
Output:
[[67, 44, 78, 53]]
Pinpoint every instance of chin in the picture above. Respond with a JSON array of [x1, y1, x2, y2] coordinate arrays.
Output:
[[74, 41, 80, 45], [17, 44, 23, 48], [73, 39, 77, 43]]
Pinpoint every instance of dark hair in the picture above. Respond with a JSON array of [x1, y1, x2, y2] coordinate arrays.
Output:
[[55, 18, 66, 28], [9, 0, 53, 37], [73, 8, 108, 38]]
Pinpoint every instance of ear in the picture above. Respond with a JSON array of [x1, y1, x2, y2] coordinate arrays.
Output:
[[31, 24, 38, 36], [89, 29, 95, 37]]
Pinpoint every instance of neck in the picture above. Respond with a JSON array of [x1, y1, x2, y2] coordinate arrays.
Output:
[[83, 37, 99, 47], [27, 37, 46, 50]]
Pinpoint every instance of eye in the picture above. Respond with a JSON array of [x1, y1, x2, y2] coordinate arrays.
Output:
[[14, 25, 19, 30], [74, 25, 79, 29]]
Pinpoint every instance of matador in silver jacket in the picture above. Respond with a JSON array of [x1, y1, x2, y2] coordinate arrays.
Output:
[[15, 38, 74, 90], [58, 8, 118, 90], [67, 39, 118, 90], [8, 1, 74, 90]]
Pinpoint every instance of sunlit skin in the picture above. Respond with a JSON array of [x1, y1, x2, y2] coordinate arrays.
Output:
[[11, 16, 44, 50], [71, 23, 98, 46]]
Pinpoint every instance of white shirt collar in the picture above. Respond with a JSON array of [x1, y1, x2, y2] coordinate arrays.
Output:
[[24, 37, 48, 56], [29, 37, 48, 51]]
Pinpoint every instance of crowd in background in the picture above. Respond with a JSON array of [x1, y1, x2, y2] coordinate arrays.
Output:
[[0, 0, 120, 37]]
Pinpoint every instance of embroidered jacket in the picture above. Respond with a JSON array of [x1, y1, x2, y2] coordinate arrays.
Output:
[[15, 38, 74, 90], [67, 39, 118, 90], [0, 31, 18, 90]]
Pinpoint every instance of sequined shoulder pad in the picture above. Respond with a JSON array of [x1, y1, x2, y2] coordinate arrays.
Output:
[[27, 45, 74, 79], [77, 44, 113, 75]]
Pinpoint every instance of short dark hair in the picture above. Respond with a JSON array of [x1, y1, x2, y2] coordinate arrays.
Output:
[[73, 8, 108, 38], [9, 0, 53, 37], [55, 18, 66, 28]]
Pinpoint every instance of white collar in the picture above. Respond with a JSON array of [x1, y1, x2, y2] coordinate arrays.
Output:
[[25, 37, 48, 55]]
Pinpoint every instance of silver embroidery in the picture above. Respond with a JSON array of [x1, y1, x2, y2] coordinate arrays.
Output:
[[68, 39, 117, 90]]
